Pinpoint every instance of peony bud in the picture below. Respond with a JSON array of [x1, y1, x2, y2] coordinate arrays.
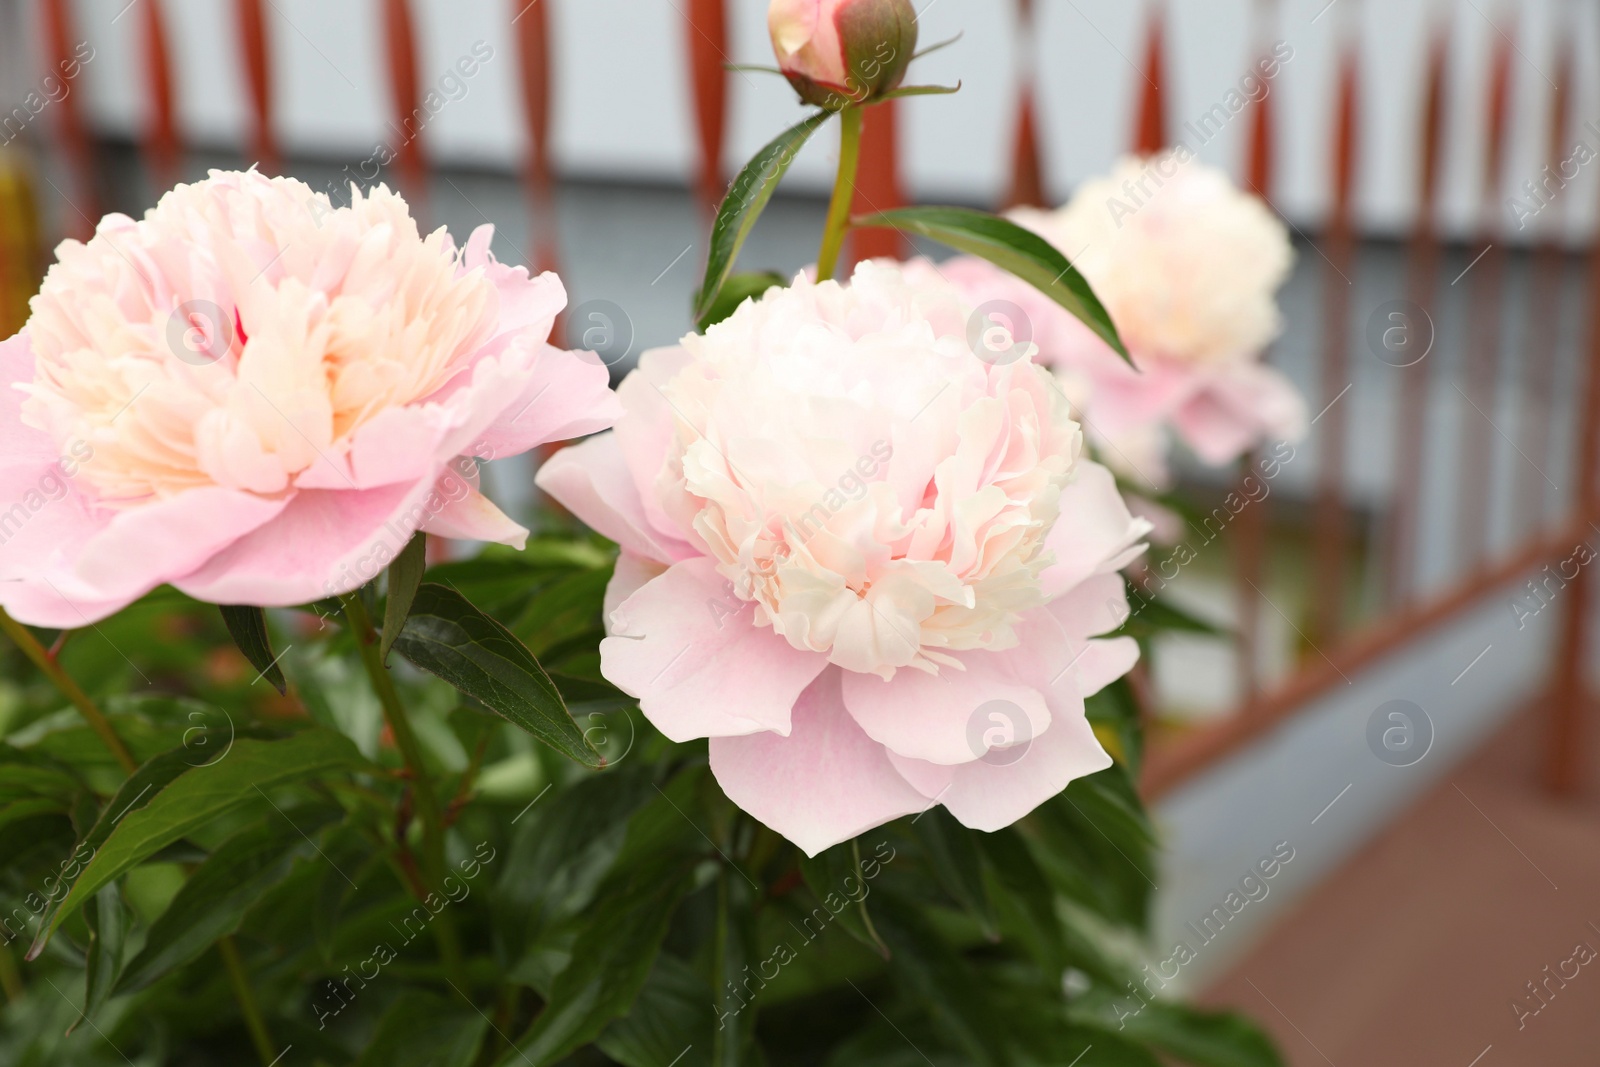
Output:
[[768, 0, 917, 110]]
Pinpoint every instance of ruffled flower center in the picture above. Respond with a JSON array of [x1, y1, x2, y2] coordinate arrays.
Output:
[[19, 171, 498, 505], [657, 263, 1082, 679]]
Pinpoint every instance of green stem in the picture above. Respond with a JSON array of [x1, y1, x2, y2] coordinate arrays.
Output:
[[815, 106, 864, 282], [0, 607, 137, 775], [218, 936, 276, 1066], [0, 943, 22, 1002], [851, 838, 888, 958], [338, 593, 469, 990]]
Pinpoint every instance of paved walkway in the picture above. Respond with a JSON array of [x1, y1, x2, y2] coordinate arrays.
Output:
[[1202, 700, 1600, 1066]]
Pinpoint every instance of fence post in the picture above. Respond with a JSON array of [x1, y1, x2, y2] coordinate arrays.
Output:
[[1311, 32, 1358, 645], [234, 0, 278, 175], [685, 0, 728, 219], [1005, 0, 1043, 209]]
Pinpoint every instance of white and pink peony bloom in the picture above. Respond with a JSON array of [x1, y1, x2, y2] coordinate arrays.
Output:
[[537, 261, 1149, 855], [0, 169, 620, 627], [941, 154, 1305, 487]]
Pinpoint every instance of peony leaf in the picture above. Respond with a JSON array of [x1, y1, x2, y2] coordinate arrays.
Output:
[[71, 883, 125, 1035], [596, 954, 715, 1067], [381, 533, 428, 665], [392, 583, 603, 768], [694, 110, 832, 325], [697, 270, 786, 332], [914, 808, 999, 939], [1027, 765, 1157, 931], [849, 205, 1130, 363], [356, 990, 489, 1067], [495, 770, 705, 1065], [26, 728, 362, 959], [219, 604, 286, 694], [1108, 1003, 1286, 1067], [873, 895, 1008, 1065], [115, 803, 342, 994]]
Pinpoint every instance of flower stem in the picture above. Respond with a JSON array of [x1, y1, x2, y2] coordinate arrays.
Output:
[[218, 936, 276, 1067], [0, 607, 137, 774], [815, 106, 864, 283], [0, 944, 23, 1003], [338, 592, 468, 989], [851, 837, 888, 958]]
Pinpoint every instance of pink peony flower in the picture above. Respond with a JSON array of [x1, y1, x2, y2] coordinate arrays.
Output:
[[0, 170, 620, 627], [537, 261, 1149, 855], [768, 0, 917, 109], [939, 154, 1305, 488]]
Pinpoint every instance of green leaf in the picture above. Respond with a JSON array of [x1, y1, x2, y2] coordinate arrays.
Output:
[[497, 768, 707, 1065], [495, 766, 656, 962], [498, 862, 695, 1065], [219, 604, 286, 694], [798, 840, 889, 957], [697, 270, 785, 331], [597, 954, 715, 1067], [1029, 765, 1158, 931], [1119, 593, 1228, 640], [913, 808, 998, 939], [976, 828, 1066, 974], [116, 804, 343, 993], [849, 205, 1129, 362], [694, 110, 832, 325], [1024, 1023, 1163, 1066], [1112, 1003, 1285, 1067], [26, 728, 361, 958], [511, 567, 610, 658], [71, 883, 125, 1034], [712, 869, 759, 1066], [393, 583, 602, 768], [872, 895, 1006, 1066], [356, 989, 489, 1067], [381, 533, 428, 665]]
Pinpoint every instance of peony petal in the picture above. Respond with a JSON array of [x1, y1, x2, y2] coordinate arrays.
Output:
[[1067, 637, 1140, 699], [886, 687, 1112, 832], [291, 402, 453, 491], [1, 333, 56, 467], [472, 344, 622, 460], [710, 668, 930, 857], [1008, 582, 1142, 706], [172, 476, 445, 606], [1039, 460, 1150, 598], [604, 550, 667, 629], [601, 556, 826, 742], [0, 473, 121, 628], [840, 651, 1051, 766], [535, 432, 695, 564], [419, 485, 528, 548], [1173, 362, 1307, 465], [0, 482, 287, 627], [1046, 570, 1133, 639]]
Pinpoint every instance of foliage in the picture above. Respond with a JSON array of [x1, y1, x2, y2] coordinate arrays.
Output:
[[0, 524, 1280, 1065], [0, 45, 1281, 1066]]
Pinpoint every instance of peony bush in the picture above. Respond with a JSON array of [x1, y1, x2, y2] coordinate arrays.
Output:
[[0, 4, 1288, 1065]]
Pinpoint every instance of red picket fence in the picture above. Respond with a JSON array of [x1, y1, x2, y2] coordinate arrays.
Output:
[[3, 0, 1594, 800]]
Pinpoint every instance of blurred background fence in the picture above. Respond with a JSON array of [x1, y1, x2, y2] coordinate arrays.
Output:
[[2, 0, 1599, 1023]]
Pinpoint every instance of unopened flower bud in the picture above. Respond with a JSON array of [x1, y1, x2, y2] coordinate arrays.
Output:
[[767, 0, 917, 110]]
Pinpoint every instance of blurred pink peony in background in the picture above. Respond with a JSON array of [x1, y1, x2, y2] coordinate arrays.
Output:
[[0, 169, 619, 626], [768, 0, 917, 109], [537, 261, 1149, 855], [941, 154, 1305, 488]]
